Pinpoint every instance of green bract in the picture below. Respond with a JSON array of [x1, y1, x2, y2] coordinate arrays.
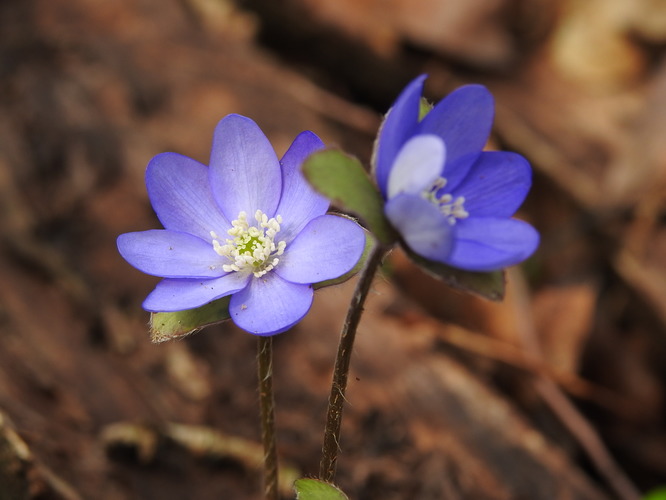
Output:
[[294, 479, 349, 500], [302, 149, 396, 245], [149, 297, 231, 342], [404, 247, 505, 300]]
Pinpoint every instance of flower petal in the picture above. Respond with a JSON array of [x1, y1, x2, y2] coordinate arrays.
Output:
[[374, 75, 426, 197], [143, 272, 252, 312], [229, 273, 313, 336], [276, 215, 365, 284], [451, 152, 532, 218], [387, 134, 446, 199], [209, 114, 282, 221], [117, 230, 225, 278], [385, 193, 454, 261], [146, 153, 231, 240], [418, 84, 494, 188], [446, 217, 539, 271], [275, 131, 329, 243]]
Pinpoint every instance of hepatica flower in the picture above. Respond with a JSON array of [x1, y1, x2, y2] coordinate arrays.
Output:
[[374, 75, 539, 272], [117, 115, 365, 336]]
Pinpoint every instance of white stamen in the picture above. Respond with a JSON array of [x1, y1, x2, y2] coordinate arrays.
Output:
[[211, 210, 287, 278], [422, 176, 469, 225]]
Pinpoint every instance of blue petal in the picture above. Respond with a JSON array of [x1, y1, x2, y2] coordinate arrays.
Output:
[[387, 135, 446, 199], [229, 273, 313, 336], [441, 152, 482, 193], [374, 75, 426, 197], [275, 131, 329, 243], [418, 84, 494, 189], [451, 152, 532, 218], [143, 272, 252, 312], [385, 193, 454, 261], [209, 115, 282, 221], [276, 215, 365, 284], [117, 230, 225, 278], [146, 153, 231, 241], [446, 217, 539, 271]]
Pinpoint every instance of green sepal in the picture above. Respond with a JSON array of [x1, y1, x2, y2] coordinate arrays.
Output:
[[149, 296, 231, 343], [315, 226, 376, 290], [294, 478, 349, 500], [302, 149, 396, 245], [404, 247, 506, 301], [418, 97, 434, 121]]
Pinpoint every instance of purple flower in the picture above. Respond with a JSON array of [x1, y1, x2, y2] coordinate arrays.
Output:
[[117, 114, 365, 336], [374, 75, 539, 272]]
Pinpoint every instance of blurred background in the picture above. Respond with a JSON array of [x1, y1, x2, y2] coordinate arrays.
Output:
[[1, 0, 665, 498]]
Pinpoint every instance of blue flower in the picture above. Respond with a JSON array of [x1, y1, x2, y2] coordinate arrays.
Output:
[[117, 114, 366, 336], [374, 75, 539, 272]]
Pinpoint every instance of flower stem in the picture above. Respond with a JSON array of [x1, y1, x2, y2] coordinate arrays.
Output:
[[319, 244, 386, 483], [257, 336, 278, 500]]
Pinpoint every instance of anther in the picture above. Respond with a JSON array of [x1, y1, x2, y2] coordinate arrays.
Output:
[[212, 210, 287, 277], [423, 177, 469, 225]]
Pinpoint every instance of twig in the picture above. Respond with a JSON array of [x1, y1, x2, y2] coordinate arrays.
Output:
[[429, 321, 638, 420], [101, 421, 300, 496], [0, 411, 83, 500], [510, 269, 641, 500]]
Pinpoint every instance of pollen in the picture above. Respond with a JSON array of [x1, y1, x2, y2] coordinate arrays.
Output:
[[211, 210, 286, 278], [422, 177, 469, 225]]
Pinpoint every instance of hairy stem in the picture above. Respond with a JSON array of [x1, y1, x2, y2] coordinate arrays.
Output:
[[319, 245, 386, 482], [258, 336, 278, 500]]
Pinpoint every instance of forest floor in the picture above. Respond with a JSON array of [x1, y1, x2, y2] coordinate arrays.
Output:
[[1, 0, 665, 499]]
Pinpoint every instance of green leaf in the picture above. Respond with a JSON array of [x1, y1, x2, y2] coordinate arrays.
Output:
[[303, 149, 395, 245], [644, 487, 666, 500], [149, 296, 231, 343], [294, 479, 349, 500], [404, 247, 506, 301], [315, 227, 376, 290]]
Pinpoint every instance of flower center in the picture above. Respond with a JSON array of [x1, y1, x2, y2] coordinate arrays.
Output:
[[422, 177, 469, 225], [211, 210, 287, 278]]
